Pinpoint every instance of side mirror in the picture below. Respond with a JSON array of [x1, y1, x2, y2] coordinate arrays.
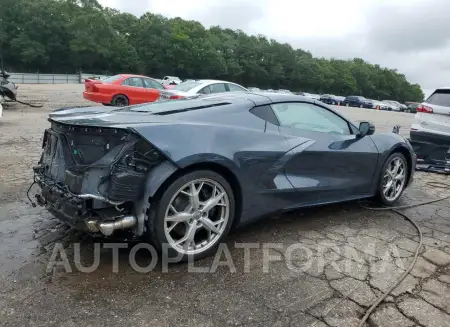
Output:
[[359, 121, 375, 137]]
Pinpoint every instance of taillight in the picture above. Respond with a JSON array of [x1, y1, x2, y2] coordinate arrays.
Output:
[[169, 95, 183, 100], [417, 104, 433, 113]]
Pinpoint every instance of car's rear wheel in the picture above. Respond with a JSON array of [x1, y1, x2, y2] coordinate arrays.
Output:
[[111, 94, 129, 107], [146, 170, 235, 262], [376, 153, 408, 206]]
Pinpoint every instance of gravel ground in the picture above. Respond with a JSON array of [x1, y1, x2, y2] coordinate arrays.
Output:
[[0, 84, 449, 327]]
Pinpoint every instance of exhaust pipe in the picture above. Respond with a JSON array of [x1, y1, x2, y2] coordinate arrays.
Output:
[[86, 215, 137, 236]]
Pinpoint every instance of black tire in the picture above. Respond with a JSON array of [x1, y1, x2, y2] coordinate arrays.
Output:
[[146, 170, 235, 262], [111, 94, 129, 107], [376, 152, 408, 206]]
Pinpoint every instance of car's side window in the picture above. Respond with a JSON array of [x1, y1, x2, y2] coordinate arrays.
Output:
[[250, 105, 280, 125], [227, 83, 247, 92], [122, 77, 144, 88], [199, 86, 211, 94], [143, 78, 164, 90], [271, 102, 351, 135], [209, 83, 227, 93]]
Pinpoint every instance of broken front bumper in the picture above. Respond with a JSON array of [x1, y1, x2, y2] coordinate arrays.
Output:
[[409, 131, 450, 174]]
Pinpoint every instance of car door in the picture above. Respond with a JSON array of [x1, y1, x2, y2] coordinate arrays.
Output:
[[121, 77, 147, 104], [270, 101, 379, 204], [142, 78, 165, 102]]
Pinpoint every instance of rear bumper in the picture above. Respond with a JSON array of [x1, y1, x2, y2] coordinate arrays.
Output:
[[409, 130, 450, 174], [34, 172, 92, 230], [83, 91, 111, 104]]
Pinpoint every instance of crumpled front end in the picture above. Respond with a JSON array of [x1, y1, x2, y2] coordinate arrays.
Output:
[[33, 120, 166, 238]]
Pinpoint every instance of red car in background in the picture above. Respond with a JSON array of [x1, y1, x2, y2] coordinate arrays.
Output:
[[83, 74, 167, 106]]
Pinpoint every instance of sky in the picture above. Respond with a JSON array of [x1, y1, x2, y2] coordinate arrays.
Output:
[[98, 0, 450, 96]]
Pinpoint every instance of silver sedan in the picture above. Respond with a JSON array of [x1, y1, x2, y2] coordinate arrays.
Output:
[[158, 79, 248, 100]]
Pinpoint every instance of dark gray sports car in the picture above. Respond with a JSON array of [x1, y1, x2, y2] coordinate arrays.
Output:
[[33, 92, 416, 260]]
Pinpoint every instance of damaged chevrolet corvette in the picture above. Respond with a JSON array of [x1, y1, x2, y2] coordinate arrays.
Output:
[[32, 92, 416, 260]]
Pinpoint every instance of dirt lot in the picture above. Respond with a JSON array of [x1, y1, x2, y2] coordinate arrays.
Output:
[[1, 85, 450, 327]]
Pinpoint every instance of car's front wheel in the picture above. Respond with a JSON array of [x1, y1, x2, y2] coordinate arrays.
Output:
[[377, 153, 408, 206], [146, 170, 235, 261]]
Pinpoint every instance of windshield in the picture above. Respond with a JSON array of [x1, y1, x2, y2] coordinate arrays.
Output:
[[101, 75, 123, 83], [172, 81, 203, 92]]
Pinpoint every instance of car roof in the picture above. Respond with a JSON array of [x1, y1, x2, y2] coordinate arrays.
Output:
[[197, 79, 240, 84], [119, 74, 155, 79], [145, 91, 358, 127]]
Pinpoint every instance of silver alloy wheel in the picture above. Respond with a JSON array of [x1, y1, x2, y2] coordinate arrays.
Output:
[[383, 157, 407, 202], [163, 178, 230, 255]]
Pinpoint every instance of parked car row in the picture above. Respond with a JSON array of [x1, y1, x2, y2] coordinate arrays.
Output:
[[83, 74, 250, 106], [82, 74, 416, 114], [336, 96, 412, 112]]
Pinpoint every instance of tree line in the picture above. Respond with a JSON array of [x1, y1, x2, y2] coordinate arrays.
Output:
[[1, 0, 424, 102]]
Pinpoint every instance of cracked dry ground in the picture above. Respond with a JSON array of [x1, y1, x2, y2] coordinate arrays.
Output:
[[1, 85, 450, 327]]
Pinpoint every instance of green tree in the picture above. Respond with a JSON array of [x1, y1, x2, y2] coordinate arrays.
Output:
[[1, 0, 424, 102]]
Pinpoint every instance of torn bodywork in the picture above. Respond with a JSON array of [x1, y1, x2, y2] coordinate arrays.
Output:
[[32, 120, 171, 238]]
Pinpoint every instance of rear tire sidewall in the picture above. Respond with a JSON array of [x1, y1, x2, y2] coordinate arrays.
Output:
[[377, 152, 408, 206], [146, 170, 235, 262], [111, 94, 129, 106]]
